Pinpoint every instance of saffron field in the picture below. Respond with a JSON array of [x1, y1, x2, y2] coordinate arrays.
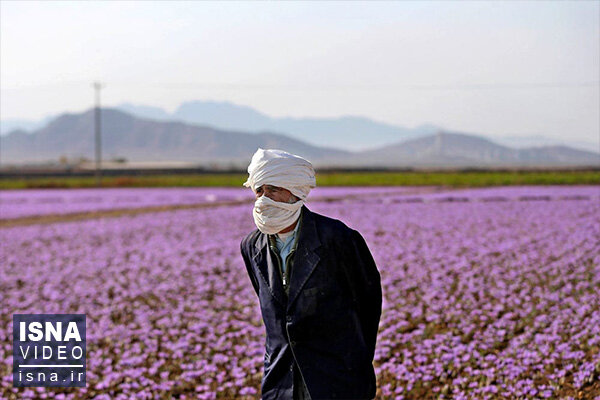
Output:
[[0, 187, 417, 220], [1, 186, 599, 399]]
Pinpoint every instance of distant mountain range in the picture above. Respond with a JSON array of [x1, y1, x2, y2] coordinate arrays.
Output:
[[119, 101, 599, 154], [5, 100, 597, 153], [0, 109, 348, 167], [1, 116, 55, 135], [117, 101, 437, 151], [1, 108, 598, 168], [355, 132, 600, 167]]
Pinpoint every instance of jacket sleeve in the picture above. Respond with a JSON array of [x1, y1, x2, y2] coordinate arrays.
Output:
[[344, 229, 382, 361], [240, 238, 260, 298]]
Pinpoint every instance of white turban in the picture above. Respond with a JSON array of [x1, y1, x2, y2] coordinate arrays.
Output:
[[243, 148, 316, 200]]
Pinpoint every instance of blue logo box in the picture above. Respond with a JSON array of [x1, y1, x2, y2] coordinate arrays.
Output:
[[13, 314, 86, 387]]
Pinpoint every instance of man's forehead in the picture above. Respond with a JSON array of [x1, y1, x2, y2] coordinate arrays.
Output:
[[257, 184, 284, 190]]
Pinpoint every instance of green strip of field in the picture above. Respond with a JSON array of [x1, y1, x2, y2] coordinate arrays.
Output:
[[0, 170, 598, 189]]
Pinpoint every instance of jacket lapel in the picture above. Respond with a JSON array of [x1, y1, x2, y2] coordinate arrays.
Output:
[[286, 205, 322, 311], [252, 205, 322, 310], [253, 232, 286, 306]]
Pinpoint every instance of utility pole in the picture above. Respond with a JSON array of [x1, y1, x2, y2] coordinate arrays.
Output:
[[93, 82, 104, 187]]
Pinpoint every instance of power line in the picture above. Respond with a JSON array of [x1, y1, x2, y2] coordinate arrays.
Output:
[[101, 80, 600, 91], [4, 80, 599, 92]]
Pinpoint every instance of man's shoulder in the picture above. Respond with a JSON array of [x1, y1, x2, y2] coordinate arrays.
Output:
[[240, 228, 262, 256]]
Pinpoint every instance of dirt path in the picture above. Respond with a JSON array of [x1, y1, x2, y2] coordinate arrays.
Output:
[[0, 187, 452, 228], [0, 200, 250, 228]]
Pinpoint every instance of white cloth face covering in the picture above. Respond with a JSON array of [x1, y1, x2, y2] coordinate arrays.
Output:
[[253, 195, 303, 235]]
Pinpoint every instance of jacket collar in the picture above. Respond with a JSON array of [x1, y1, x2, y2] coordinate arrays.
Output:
[[252, 204, 322, 309]]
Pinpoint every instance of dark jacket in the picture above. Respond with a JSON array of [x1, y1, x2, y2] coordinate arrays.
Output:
[[240, 205, 382, 400]]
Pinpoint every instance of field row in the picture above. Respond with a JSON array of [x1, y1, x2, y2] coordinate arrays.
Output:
[[1, 186, 597, 221], [0, 187, 418, 220]]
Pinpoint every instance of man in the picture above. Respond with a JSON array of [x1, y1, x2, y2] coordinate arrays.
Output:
[[240, 148, 382, 400]]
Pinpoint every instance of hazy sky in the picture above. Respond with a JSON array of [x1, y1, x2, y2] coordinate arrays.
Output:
[[1, 1, 598, 142]]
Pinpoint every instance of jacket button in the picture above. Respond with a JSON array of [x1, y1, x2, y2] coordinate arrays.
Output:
[[286, 316, 292, 322], [290, 341, 296, 346], [290, 365, 294, 371]]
